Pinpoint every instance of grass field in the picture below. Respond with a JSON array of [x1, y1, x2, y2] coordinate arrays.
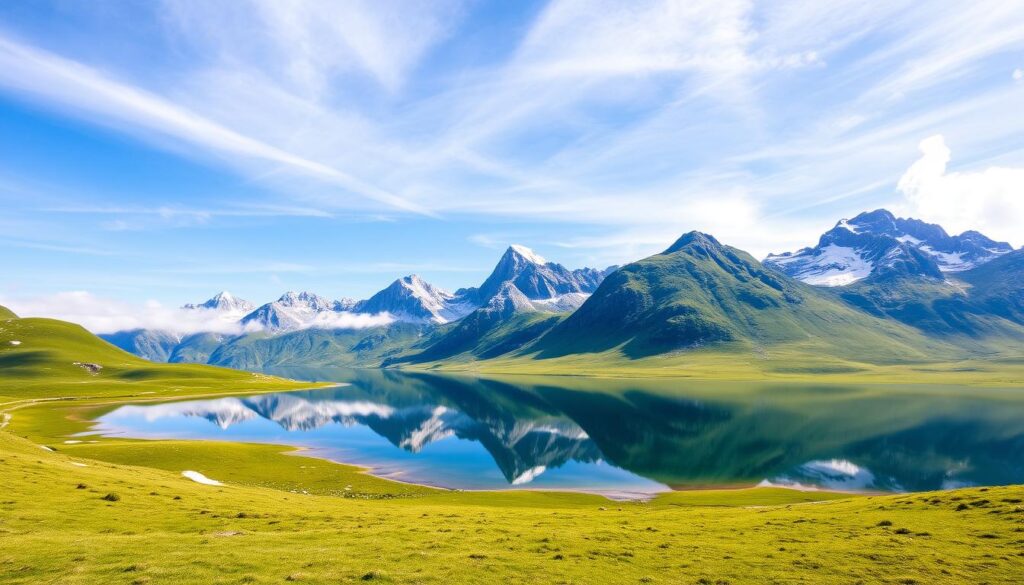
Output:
[[405, 339, 1024, 386], [3, 312, 1024, 583]]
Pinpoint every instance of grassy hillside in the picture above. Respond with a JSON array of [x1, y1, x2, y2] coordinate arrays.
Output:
[[393, 311, 564, 364], [0, 304, 17, 320], [0, 316, 320, 405], [405, 343, 1024, 385]]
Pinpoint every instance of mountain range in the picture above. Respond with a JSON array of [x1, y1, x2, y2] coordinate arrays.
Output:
[[764, 209, 1013, 285], [101, 244, 615, 364], [98, 210, 1023, 371]]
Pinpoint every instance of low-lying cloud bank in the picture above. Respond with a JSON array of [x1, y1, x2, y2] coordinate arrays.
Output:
[[0, 291, 393, 335], [299, 310, 396, 331]]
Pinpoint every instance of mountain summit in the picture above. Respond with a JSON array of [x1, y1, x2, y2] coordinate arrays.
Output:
[[241, 291, 345, 332], [765, 209, 1013, 286], [182, 291, 255, 314], [354, 275, 474, 324], [475, 245, 610, 304]]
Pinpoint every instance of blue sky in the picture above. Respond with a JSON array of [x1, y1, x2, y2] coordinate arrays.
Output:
[[1, 0, 1023, 318]]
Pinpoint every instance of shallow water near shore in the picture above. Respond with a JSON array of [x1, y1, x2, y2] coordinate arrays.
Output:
[[90, 368, 1024, 495]]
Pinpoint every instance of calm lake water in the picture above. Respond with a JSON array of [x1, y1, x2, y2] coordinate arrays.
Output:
[[90, 368, 1024, 496]]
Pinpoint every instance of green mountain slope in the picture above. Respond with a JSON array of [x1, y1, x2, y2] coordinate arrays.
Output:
[[207, 323, 429, 369], [168, 332, 234, 363], [100, 328, 182, 362], [0, 304, 17, 320], [391, 311, 564, 365], [533, 232, 945, 362], [960, 249, 1024, 324], [835, 249, 1024, 339]]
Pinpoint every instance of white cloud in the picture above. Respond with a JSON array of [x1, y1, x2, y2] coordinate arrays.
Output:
[[0, 291, 392, 335], [0, 35, 427, 214], [1014, 68, 1024, 82], [306, 311, 394, 330], [897, 135, 1024, 247], [546, 192, 823, 263], [163, 0, 464, 94], [0, 291, 245, 335], [515, 0, 755, 78]]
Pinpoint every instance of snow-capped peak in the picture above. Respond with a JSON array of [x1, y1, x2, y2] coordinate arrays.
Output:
[[397, 275, 451, 309], [765, 209, 1012, 286], [183, 291, 255, 313], [276, 291, 333, 310], [509, 244, 547, 265], [354, 275, 475, 324]]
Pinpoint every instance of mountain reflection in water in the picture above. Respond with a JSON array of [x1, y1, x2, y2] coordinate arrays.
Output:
[[92, 369, 1024, 494]]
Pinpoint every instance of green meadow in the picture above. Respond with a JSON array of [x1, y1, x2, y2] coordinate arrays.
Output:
[[405, 340, 1024, 386], [3, 314, 1024, 583]]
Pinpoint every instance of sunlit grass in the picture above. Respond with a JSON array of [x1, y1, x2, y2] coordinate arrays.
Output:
[[407, 340, 1024, 386], [3, 313, 1024, 583]]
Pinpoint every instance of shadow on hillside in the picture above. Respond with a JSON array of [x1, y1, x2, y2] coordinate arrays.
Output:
[[0, 350, 55, 375]]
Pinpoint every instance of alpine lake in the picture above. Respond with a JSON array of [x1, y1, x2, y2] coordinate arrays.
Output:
[[89, 368, 1024, 498]]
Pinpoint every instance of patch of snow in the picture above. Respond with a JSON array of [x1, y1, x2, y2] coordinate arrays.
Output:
[[756, 479, 820, 491], [919, 245, 971, 271], [398, 406, 455, 452], [895, 234, 922, 245], [878, 245, 905, 267], [530, 293, 591, 313], [798, 245, 874, 286], [764, 252, 801, 265], [836, 218, 860, 234], [63, 440, 82, 444], [510, 244, 547, 265], [9, 340, 21, 346], [437, 298, 478, 323], [40, 445, 54, 452], [70, 462, 88, 467], [772, 459, 879, 491], [940, 479, 976, 490], [182, 470, 223, 486], [378, 276, 475, 324], [511, 465, 547, 485], [531, 424, 589, 440]]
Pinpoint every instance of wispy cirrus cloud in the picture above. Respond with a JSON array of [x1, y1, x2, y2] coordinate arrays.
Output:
[[2, 0, 1024, 269], [162, 0, 467, 94], [45, 204, 335, 218], [0, 35, 428, 214], [2, 238, 122, 257]]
